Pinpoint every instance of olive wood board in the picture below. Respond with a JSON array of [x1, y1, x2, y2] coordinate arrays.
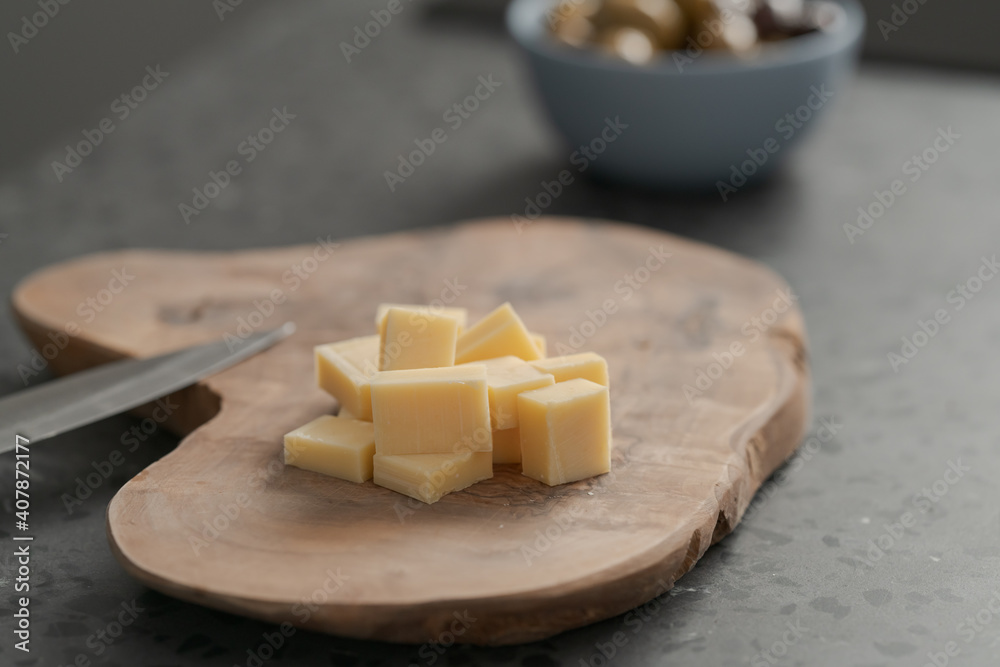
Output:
[[11, 218, 810, 645]]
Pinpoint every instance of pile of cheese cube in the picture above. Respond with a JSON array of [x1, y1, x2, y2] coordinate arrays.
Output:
[[283, 302, 611, 504]]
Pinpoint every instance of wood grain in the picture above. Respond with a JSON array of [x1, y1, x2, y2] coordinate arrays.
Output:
[[11, 218, 810, 645]]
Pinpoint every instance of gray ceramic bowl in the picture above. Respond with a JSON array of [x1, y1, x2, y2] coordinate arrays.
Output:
[[506, 0, 865, 191]]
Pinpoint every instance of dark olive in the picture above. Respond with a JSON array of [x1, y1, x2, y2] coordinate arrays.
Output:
[[754, 0, 821, 40]]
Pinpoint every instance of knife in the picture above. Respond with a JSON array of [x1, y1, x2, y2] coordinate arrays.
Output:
[[0, 322, 295, 452]]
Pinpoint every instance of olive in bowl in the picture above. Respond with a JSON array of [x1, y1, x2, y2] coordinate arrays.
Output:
[[506, 0, 865, 191]]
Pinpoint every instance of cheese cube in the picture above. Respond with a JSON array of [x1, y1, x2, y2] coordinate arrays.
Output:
[[487, 364, 555, 430], [284, 415, 376, 483], [518, 379, 611, 486], [529, 352, 609, 387], [376, 304, 466, 370], [458, 356, 555, 429], [380, 307, 459, 371], [455, 302, 542, 364], [375, 303, 468, 332], [315, 335, 380, 420], [373, 451, 492, 504], [459, 355, 524, 372], [530, 332, 547, 357], [370, 365, 492, 455], [492, 427, 521, 464]]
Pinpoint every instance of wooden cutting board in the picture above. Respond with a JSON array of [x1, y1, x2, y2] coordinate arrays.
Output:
[[11, 218, 809, 645]]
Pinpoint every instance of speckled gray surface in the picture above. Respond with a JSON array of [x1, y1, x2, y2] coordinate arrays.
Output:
[[2, 1, 1000, 666]]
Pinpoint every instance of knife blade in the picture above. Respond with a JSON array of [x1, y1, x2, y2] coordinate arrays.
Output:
[[0, 322, 295, 452]]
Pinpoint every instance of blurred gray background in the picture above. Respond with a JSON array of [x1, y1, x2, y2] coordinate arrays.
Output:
[[1, 0, 997, 175]]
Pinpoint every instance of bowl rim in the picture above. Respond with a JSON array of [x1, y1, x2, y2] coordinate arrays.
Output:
[[506, 0, 866, 75]]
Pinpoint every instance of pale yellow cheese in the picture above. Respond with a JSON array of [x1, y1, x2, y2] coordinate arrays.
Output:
[[492, 427, 521, 464], [530, 332, 547, 357], [376, 304, 466, 370], [370, 365, 492, 455], [315, 335, 380, 420], [529, 352, 609, 387], [373, 451, 492, 504], [457, 356, 555, 429], [486, 364, 555, 430], [518, 378, 611, 486], [380, 307, 459, 371], [455, 302, 542, 364], [375, 303, 468, 332], [458, 355, 524, 372], [284, 415, 376, 483]]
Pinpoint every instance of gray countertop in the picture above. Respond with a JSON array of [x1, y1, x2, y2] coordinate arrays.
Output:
[[3, 1, 1000, 666]]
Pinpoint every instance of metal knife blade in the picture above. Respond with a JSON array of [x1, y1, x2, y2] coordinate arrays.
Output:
[[0, 322, 296, 452]]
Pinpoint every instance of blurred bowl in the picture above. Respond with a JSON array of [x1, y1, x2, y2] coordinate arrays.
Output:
[[506, 0, 865, 191]]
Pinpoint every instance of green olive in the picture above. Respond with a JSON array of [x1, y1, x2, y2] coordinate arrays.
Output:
[[552, 12, 597, 48], [595, 25, 659, 64], [674, 0, 718, 24], [681, 0, 759, 53], [708, 11, 759, 52], [549, 0, 780, 64], [597, 0, 688, 50]]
